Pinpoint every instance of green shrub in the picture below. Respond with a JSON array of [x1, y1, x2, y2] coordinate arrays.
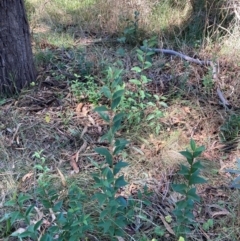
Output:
[[172, 139, 207, 238]]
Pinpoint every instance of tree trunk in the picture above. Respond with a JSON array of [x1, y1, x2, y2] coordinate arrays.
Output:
[[0, 0, 36, 96]]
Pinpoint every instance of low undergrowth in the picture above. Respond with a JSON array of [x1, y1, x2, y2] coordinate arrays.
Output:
[[1, 1, 240, 240], [0, 56, 207, 240]]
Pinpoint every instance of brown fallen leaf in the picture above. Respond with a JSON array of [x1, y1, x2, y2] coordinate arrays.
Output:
[[22, 172, 34, 182], [76, 103, 84, 113], [81, 105, 89, 116], [70, 154, 79, 173], [57, 168, 66, 187], [76, 103, 84, 118], [183, 106, 191, 113]]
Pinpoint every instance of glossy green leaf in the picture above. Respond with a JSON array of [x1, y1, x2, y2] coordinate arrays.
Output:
[[137, 53, 144, 62], [94, 106, 109, 112], [100, 220, 112, 233], [34, 219, 43, 232], [98, 112, 110, 123], [56, 212, 67, 224], [53, 200, 63, 212], [39, 233, 52, 241], [192, 161, 204, 172], [112, 89, 124, 99], [113, 112, 125, 123], [141, 75, 148, 83], [47, 226, 59, 234], [180, 151, 193, 164], [95, 147, 112, 166], [10, 211, 23, 225], [101, 86, 112, 99], [143, 61, 152, 69], [112, 119, 122, 134], [111, 97, 122, 110], [139, 90, 145, 99], [101, 129, 113, 143], [113, 161, 129, 175], [34, 164, 44, 170], [189, 175, 207, 185], [115, 216, 127, 229], [113, 139, 129, 155], [42, 200, 52, 208], [25, 205, 35, 217], [131, 66, 142, 73], [113, 145, 124, 155], [178, 164, 190, 176], [94, 193, 107, 206], [100, 209, 109, 219], [4, 199, 16, 207], [136, 49, 144, 55], [11, 230, 33, 238], [159, 101, 168, 108], [172, 184, 187, 195], [193, 146, 205, 158], [116, 196, 127, 207], [112, 77, 122, 89], [146, 113, 155, 121], [186, 188, 200, 202], [129, 79, 141, 85], [106, 168, 114, 182], [146, 51, 155, 56], [115, 175, 128, 188], [175, 199, 188, 209], [147, 101, 156, 106], [190, 139, 196, 151]]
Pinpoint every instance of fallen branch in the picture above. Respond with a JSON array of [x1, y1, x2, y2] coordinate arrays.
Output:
[[141, 46, 229, 109], [140, 47, 212, 65], [217, 88, 231, 109]]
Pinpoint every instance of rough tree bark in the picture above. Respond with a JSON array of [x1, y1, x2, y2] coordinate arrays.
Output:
[[0, 0, 36, 96]]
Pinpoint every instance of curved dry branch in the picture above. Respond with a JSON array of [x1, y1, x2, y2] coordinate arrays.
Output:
[[141, 47, 230, 109], [141, 47, 212, 65]]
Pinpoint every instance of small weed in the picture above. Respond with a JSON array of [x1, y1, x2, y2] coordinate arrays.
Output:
[[58, 110, 74, 126], [34, 49, 54, 67], [202, 219, 214, 231], [120, 39, 166, 134], [220, 114, 240, 143], [71, 75, 101, 104], [32, 150, 50, 182], [118, 11, 141, 45], [202, 69, 214, 93]]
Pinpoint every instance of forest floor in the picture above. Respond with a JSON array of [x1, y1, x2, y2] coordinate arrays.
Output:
[[1, 1, 240, 240]]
